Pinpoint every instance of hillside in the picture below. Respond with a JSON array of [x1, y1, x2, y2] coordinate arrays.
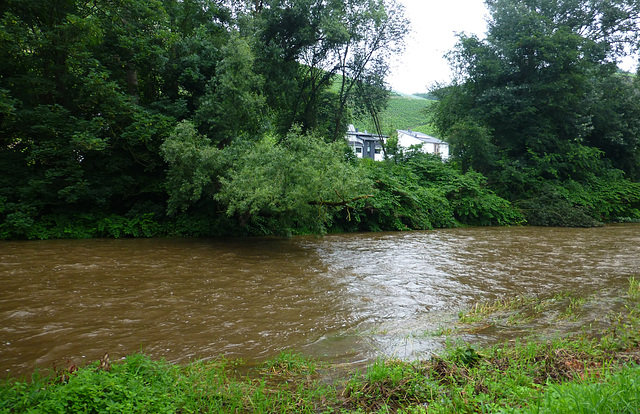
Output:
[[352, 92, 438, 137]]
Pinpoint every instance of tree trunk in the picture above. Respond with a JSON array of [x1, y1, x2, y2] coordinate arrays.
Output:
[[126, 64, 139, 103]]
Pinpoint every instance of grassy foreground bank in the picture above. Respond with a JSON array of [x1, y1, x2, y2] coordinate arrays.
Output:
[[2, 284, 640, 413]]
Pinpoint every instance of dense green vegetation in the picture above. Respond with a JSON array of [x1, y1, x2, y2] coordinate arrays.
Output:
[[3, 280, 640, 413], [1, 0, 640, 239], [0, 0, 410, 239], [429, 0, 640, 227]]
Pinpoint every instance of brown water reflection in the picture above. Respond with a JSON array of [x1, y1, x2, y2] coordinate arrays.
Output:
[[1, 225, 639, 377]]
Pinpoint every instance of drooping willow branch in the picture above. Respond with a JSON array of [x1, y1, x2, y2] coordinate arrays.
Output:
[[309, 191, 374, 222]]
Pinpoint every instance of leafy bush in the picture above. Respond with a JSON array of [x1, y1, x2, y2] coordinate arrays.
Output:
[[516, 186, 602, 227], [350, 154, 522, 231], [1, 354, 183, 413], [351, 160, 456, 231], [442, 171, 524, 226], [514, 176, 640, 227], [588, 179, 640, 222], [489, 145, 640, 227], [0, 213, 165, 240], [214, 128, 373, 236]]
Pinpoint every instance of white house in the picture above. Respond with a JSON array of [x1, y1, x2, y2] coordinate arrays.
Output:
[[346, 125, 385, 161], [396, 129, 449, 159], [346, 126, 449, 161]]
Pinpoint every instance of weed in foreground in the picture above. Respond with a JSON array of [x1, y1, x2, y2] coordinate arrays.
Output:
[[260, 350, 318, 377], [341, 359, 441, 412]]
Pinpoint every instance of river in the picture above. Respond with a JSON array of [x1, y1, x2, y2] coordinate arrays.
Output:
[[1, 224, 639, 378]]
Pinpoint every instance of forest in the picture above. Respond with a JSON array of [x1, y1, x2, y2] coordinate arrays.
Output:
[[1, 0, 639, 239]]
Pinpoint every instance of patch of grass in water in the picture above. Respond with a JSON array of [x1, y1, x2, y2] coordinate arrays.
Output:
[[458, 294, 556, 327], [557, 295, 589, 321], [458, 295, 539, 324], [458, 291, 609, 327], [628, 275, 640, 301], [409, 325, 453, 339]]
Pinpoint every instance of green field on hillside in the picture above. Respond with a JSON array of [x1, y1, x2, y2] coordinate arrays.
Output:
[[353, 93, 438, 137]]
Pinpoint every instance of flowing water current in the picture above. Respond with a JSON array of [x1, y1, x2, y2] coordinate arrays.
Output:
[[1, 225, 639, 378]]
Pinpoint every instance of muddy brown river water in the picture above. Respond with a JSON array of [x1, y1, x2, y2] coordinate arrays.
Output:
[[1, 224, 639, 378]]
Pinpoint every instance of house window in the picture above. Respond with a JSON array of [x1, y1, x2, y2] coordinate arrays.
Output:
[[374, 148, 381, 154], [355, 147, 362, 153]]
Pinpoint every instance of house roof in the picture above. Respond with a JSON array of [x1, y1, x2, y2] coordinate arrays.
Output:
[[397, 129, 447, 145], [347, 124, 386, 141]]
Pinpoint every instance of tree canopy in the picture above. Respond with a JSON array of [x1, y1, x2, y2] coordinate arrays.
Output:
[[0, 0, 415, 238], [429, 0, 640, 226], [1, 0, 639, 238]]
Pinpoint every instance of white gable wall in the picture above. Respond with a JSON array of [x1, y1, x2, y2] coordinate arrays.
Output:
[[438, 142, 449, 159], [396, 130, 449, 159], [397, 132, 423, 148]]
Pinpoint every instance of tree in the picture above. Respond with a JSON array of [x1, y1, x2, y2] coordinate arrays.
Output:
[[160, 120, 223, 215], [0, 0, 174, 220], [157, 0, 231, 118], [432, 0, 640, 171], [429, 0, 640, 225], [587, 73, 640, 180], [195, 34, 266, 146], [162, 124, 372, 236], [247, 0, 408, 140], [351, 59, 390, 141], [326, 0, 408, 141]]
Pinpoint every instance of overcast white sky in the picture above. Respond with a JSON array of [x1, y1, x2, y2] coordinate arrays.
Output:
[[388, 0, 639, 95], [387, 0, 490, 94]]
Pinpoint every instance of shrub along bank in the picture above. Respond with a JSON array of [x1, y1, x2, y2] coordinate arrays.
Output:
[[1, 146, 530, 239], [4, 127, 639, 240], [3, 281, 640, 413]]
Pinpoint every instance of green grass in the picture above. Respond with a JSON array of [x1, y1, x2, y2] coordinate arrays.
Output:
[[0, 353, 326, 414], [458, 294, 541, 324], [2, 333, 638, 414], [507, 367, 640, 413], [3, 281, 640, 413], [353, 94, 437, 137], [629, 275, 640, 300]]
